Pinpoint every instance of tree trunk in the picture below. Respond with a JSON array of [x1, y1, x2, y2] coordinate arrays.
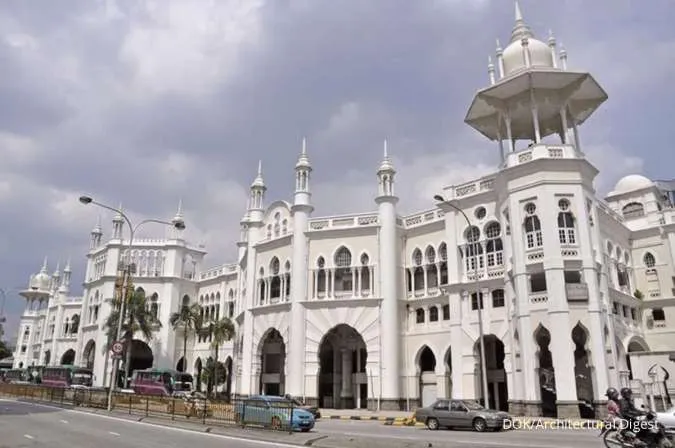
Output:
[[124, 333, 132, 389], [213, 344, 219, 399], [183, 323, 188, 370]]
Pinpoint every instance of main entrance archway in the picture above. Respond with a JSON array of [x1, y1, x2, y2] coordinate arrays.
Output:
[[259, 329, 286, 396], [474, 334, 508, 411], [121, 339, 153, 387], [317, 324, 368, 409], [416, 345, 437, 407]]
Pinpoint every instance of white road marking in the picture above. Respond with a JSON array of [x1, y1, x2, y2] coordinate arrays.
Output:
[[24, 434, 34, 440], [109, 431, 120, 436], [0, 399, 303, 448], [60, 419, 69, 424]]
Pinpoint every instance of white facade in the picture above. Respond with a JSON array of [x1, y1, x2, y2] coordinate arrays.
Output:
[[12, 3, 675, 418]]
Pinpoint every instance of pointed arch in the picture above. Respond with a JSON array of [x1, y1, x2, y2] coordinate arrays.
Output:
[[333, 246, 353, 295]]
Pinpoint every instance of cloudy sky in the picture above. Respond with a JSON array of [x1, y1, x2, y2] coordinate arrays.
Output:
[[1, 0, 674, 340]]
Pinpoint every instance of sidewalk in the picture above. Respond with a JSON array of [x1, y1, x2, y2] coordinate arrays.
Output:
[[319, 408, 602, 427]]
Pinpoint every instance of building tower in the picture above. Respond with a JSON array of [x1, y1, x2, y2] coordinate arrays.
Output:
[[112, 204, 124, 240], [239, 161, 267, 395], [90, 216, 103, 249], [287, 138, 314, 397], [464, 2, 610, 418], [375, 140, 401, 409], [15, 258, 52, 367]]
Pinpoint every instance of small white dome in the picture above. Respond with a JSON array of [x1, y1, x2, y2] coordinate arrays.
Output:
[[611, 174, 653, 195], [29, 271, 52, 291], [502, 37, 554, 76]]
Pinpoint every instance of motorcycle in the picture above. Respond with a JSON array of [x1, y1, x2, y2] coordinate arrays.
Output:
[[600, 409, 673, 448]]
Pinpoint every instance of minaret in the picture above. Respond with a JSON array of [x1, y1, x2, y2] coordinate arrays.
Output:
[[90, 215, 103, 249], [287, 137, 314, 397], [60, 259, 71, 295], [51, 262, 61, 293], [239, 161, 267, 396], [171, 199, 185, 240], [248, 161, 266, 223], [112, 203, 124, 240], [375, 139, 401, 408]]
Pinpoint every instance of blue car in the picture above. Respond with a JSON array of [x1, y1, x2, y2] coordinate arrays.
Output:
[[233, 395, 315, 432]]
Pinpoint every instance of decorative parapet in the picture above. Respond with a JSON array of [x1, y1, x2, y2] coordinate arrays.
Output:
[[308, 213, 379, 231], [403, 209, 444, 228], [199, 263, 238, 280]]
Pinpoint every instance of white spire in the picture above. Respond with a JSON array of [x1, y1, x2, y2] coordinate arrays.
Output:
[[510, 0, 534, 43], [92, 214, 102, 234], [378, 139, 395, 173], [173, 198, 184, 220], [41, 256, 48, 273], [64, 258, 71, 272], [296, 137, 311, 169], [53, 261, 61, 276], [488, 56, 496, 84], [251, 160, 265, 188], [113, 202, 124, 222]]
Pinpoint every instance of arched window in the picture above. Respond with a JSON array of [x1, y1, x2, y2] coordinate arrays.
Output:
[[622, 202, 645, 219], [258, 267, 266, 304], [270, 257, 281, 300], [523, 203, 543, 249], [485, 222, 503, 267], [284, 260, 291, 298], [334, 247, 353, 295], [492, 289, 505, 308], [429, 306, 439, 322], [425, 246, 438, 288], [643, 252, 655, 268], [416, 308, 425, 324], [438, 242, 448, 285], [464, 226, 484, 272], [557, 199, 576, 244], [316, 256, 327, 298], [411, 248, 424, 292], [360, 253, 371, 295]]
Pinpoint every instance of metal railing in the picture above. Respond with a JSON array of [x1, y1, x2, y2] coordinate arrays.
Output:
[[0, 383, 303, 433]]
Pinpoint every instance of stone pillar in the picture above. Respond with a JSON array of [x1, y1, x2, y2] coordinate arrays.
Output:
[[450, 292, 464, 399]]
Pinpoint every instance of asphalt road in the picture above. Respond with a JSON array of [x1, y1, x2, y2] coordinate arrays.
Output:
[[0, 399, 602, 448]]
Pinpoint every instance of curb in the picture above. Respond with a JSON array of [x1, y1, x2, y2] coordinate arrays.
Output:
[[326, 415, 408, 422]]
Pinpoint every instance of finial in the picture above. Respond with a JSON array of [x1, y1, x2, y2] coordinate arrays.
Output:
[[496, 38, 502, 51], [176, 198, 183, 217], [302, 137, 307, 155], [54, 261, 60, 273], [515, 0, 523, 22], [257, 160, 262, 176], [488, 56, 494, 69], [65, 258, 71, 272], [548, 29, 556, 45], [383, 139, 388, 159], [42, 256, 48, 271]]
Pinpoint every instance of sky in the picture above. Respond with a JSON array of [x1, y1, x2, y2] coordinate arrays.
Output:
[[1, 0, 674, 342]]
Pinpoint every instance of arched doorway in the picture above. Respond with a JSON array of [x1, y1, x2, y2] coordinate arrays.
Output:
[[626, 338, 649, 381], [194, 358, 202, 391], [259, 328, 286, 396], [474, 334, 508, 411], [317, 324, 368, 409], [124, 340, 153, 386], [176, 356, 185, 372], [43, 350, 51, 366], [417, 345, 437, 407], [225, 356, 233, 400], [83, 340, 96, 369], [60, 349, 75, 365], [535, 325, 557, 417], [572, 323, 595, 418]]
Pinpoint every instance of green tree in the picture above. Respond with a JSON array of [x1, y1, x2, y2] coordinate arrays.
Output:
[[201, 357, 226, 396], [104, 281, 161, 386], [208, 317, 236, 397], [169, 302, 203, 371], [0, 338, 10, 360]]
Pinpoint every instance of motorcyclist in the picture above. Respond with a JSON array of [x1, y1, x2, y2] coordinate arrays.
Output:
[[618, 387, 648, 446], [605, 387, 621, 422]]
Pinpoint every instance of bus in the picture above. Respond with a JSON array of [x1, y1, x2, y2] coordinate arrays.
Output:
[[4, 369, 29, 384], [42, 366, 94, 388], [131, 368, 194, 396]]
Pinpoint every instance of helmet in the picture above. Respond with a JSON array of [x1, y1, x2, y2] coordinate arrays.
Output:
[[605, 387, 619, 400], [620, 387, 632, 399]]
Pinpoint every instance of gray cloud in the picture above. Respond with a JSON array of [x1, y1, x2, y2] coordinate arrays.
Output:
[[1, 0, 673, 338]]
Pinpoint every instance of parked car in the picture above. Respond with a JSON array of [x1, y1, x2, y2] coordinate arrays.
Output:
[[234, 395, 315, 432], [414, 399, 512, 432]]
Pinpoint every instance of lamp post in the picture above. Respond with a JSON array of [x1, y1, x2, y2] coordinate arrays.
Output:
[[79, 195, 185, 411], [434, 194, 490, 408]]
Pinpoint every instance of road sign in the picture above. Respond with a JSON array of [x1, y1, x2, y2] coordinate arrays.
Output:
[[111, 341, 124, 355]]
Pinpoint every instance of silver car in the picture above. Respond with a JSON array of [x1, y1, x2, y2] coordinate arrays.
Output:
[[414, 399, 512, 432]]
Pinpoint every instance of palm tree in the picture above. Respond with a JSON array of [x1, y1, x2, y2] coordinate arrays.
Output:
[[209, 317, 236, 397], [169, 302, 202, 371], [104, 282, 160, 387]]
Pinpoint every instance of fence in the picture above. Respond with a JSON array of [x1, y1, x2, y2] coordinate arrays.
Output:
[[0, 383, 304, 432]]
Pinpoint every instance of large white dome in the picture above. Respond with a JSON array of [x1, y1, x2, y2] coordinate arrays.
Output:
[[611, 174, 653, 195]]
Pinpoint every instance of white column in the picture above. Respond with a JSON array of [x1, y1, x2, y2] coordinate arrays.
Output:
[[497, 117, 505, 164], [330, 269, 335, 297], [287, 203, 312, 397], [559, 106, 569, 144], [449, 292, 464, 399], [530, 89, 541, 143], [351, 269, 356, 297], [505, 115, 515, 152], [377, 195, 401, 405], [240, 225, 262, 395]]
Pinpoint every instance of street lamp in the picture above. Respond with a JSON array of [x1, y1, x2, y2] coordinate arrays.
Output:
[[433, 194, 490, 408], [79, 195, 186, 411]]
